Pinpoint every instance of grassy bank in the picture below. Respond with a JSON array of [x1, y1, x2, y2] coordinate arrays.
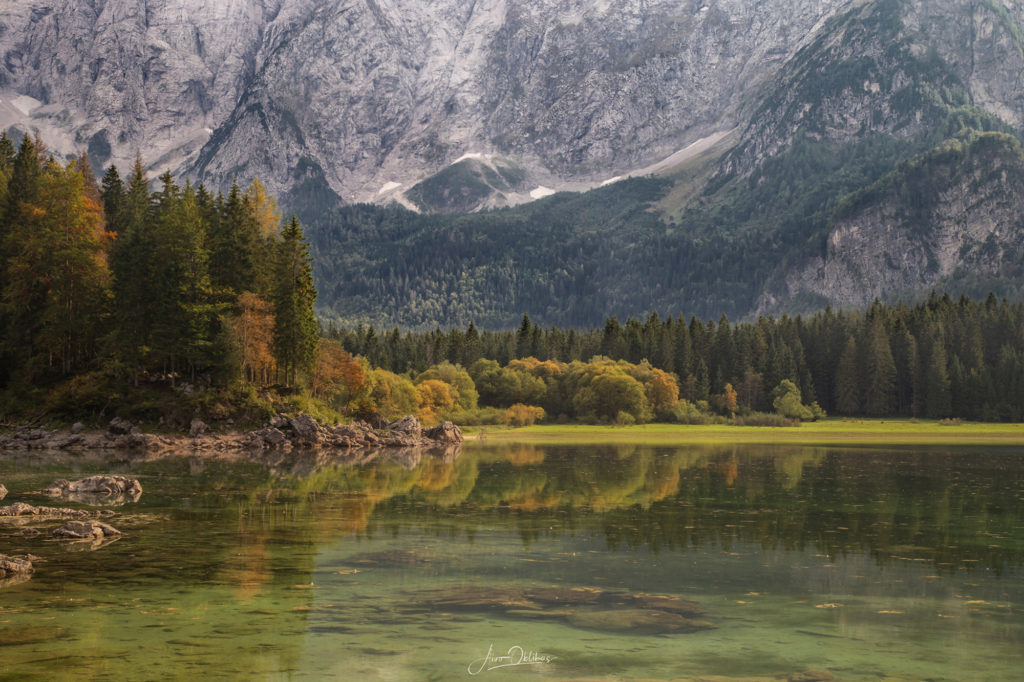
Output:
[[464, 419, 1024, 446]]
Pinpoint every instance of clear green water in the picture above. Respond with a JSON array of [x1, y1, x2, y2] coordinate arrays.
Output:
[[1, 443, 1023, 681]]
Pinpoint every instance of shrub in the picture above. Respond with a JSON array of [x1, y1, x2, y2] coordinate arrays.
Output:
[[731, 412, 799, 427], [502, 403, 546, 427], [666, 400, 711, 424]]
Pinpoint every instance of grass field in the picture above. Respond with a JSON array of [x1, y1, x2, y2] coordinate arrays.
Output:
[[464, 419, 1024, 446]]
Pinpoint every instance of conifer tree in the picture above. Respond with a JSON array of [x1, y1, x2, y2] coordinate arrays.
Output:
[[273, 216, 318, 386], [2, 158, 110, 378], [109, 157, 156, 383], [923, 339, 952, 418], [100, 165, 126, 235], [835, 336, 860, 415], [862, 319, 897, 416], [210, 182, 260, 296]]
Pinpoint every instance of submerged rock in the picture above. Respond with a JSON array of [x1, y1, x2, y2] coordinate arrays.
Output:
[[0, 483, 6, 500], [346, 549, 434, 568], [407, 583, 714, 635], [41, 475, 142, 504], [0, 503, 112, 519], [52, 520, 122, 539], [0, 554, 33, 578], [568, 608, 715, 635]]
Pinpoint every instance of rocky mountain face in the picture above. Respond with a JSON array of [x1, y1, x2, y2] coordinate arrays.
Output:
[[722, 0, 1024, 177], [4, 0, 1024, 325], [741, 0, 1024, 313], [0, 0, 849, 208], [763, 132, 1024, 311]]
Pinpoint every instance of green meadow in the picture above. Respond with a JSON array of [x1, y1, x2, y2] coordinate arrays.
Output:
[[465, 418, 1024, 446]]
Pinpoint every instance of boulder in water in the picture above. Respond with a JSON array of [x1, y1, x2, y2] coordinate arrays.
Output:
[[41, 475, 142, 504], [424, 421, 463, 443], [52, 520, 122, 539], [0, 554, 33, 580]]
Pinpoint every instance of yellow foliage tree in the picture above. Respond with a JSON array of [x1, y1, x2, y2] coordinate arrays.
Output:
[[245, 178, 282, 237], [502, 403, 546, 427], [644, 368, 680, 413], [227, 292, 275, 384], [416, 379, 457, 425], [312, 339, 367, 407]]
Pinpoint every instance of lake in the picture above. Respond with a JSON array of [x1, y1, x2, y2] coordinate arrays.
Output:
[[1, 442, 1022, 680]]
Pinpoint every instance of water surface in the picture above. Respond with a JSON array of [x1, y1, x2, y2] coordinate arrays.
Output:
[[1, 443, 1022, 680]]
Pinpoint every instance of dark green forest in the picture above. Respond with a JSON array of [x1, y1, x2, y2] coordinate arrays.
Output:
[[329, 293, 1024, 422], [0, 133, 318, 418]]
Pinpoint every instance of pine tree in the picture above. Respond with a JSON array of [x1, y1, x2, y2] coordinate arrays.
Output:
[[100, 165, 126, 235], [923, 339, 952, 418], [834, 336, 860, 415], [210, 182, 260, 296], [862, 319, 897, 416], [109, 158, 156, 383], [2, 158, 110, 378], [272, 216, 318, 386]]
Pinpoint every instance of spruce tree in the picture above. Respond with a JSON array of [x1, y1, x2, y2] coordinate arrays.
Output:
[[835, 336, 860, 415], [862, 319, 897, 416], [109, 158, 156, 383], [923, 339, 952, 418], [273, 216, 318, 386]]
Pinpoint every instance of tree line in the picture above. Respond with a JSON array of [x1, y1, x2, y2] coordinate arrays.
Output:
[[329, 293, 1024, 422], [0, 133, 318, 412]]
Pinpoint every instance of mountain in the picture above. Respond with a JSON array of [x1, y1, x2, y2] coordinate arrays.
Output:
[[306, 0, 1024, 329], [0, 0, 849, 211], [4, 0, 1024, 328]]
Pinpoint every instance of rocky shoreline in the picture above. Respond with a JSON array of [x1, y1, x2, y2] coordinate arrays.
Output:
[[0, 414, 463, 455]]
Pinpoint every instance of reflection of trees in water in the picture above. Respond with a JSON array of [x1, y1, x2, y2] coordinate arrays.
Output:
[[600, 448, 1024, 574], [66, 444, 1022, 575]]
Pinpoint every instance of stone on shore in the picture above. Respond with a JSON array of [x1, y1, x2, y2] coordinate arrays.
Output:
[[424, 421, 464, 443], [387, 415, 422, 439], [0, 484, 6, 500], [106, 417, 135, 435], [189, 418, 208, 437]]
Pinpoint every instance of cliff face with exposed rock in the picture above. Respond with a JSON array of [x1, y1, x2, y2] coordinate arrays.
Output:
[[0, 0, 849, 208], [762, 132, 1024, 311]]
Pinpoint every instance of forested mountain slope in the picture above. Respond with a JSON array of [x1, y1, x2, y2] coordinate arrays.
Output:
[[309, 0, 1024, 329]]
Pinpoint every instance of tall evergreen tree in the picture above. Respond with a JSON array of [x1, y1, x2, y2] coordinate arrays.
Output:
[[862, 319, 897, 416], [834, 336, 860, 415], [923, 339, 952, 418], [109, 158, 156, 383], [273, 216, 318, 386]]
